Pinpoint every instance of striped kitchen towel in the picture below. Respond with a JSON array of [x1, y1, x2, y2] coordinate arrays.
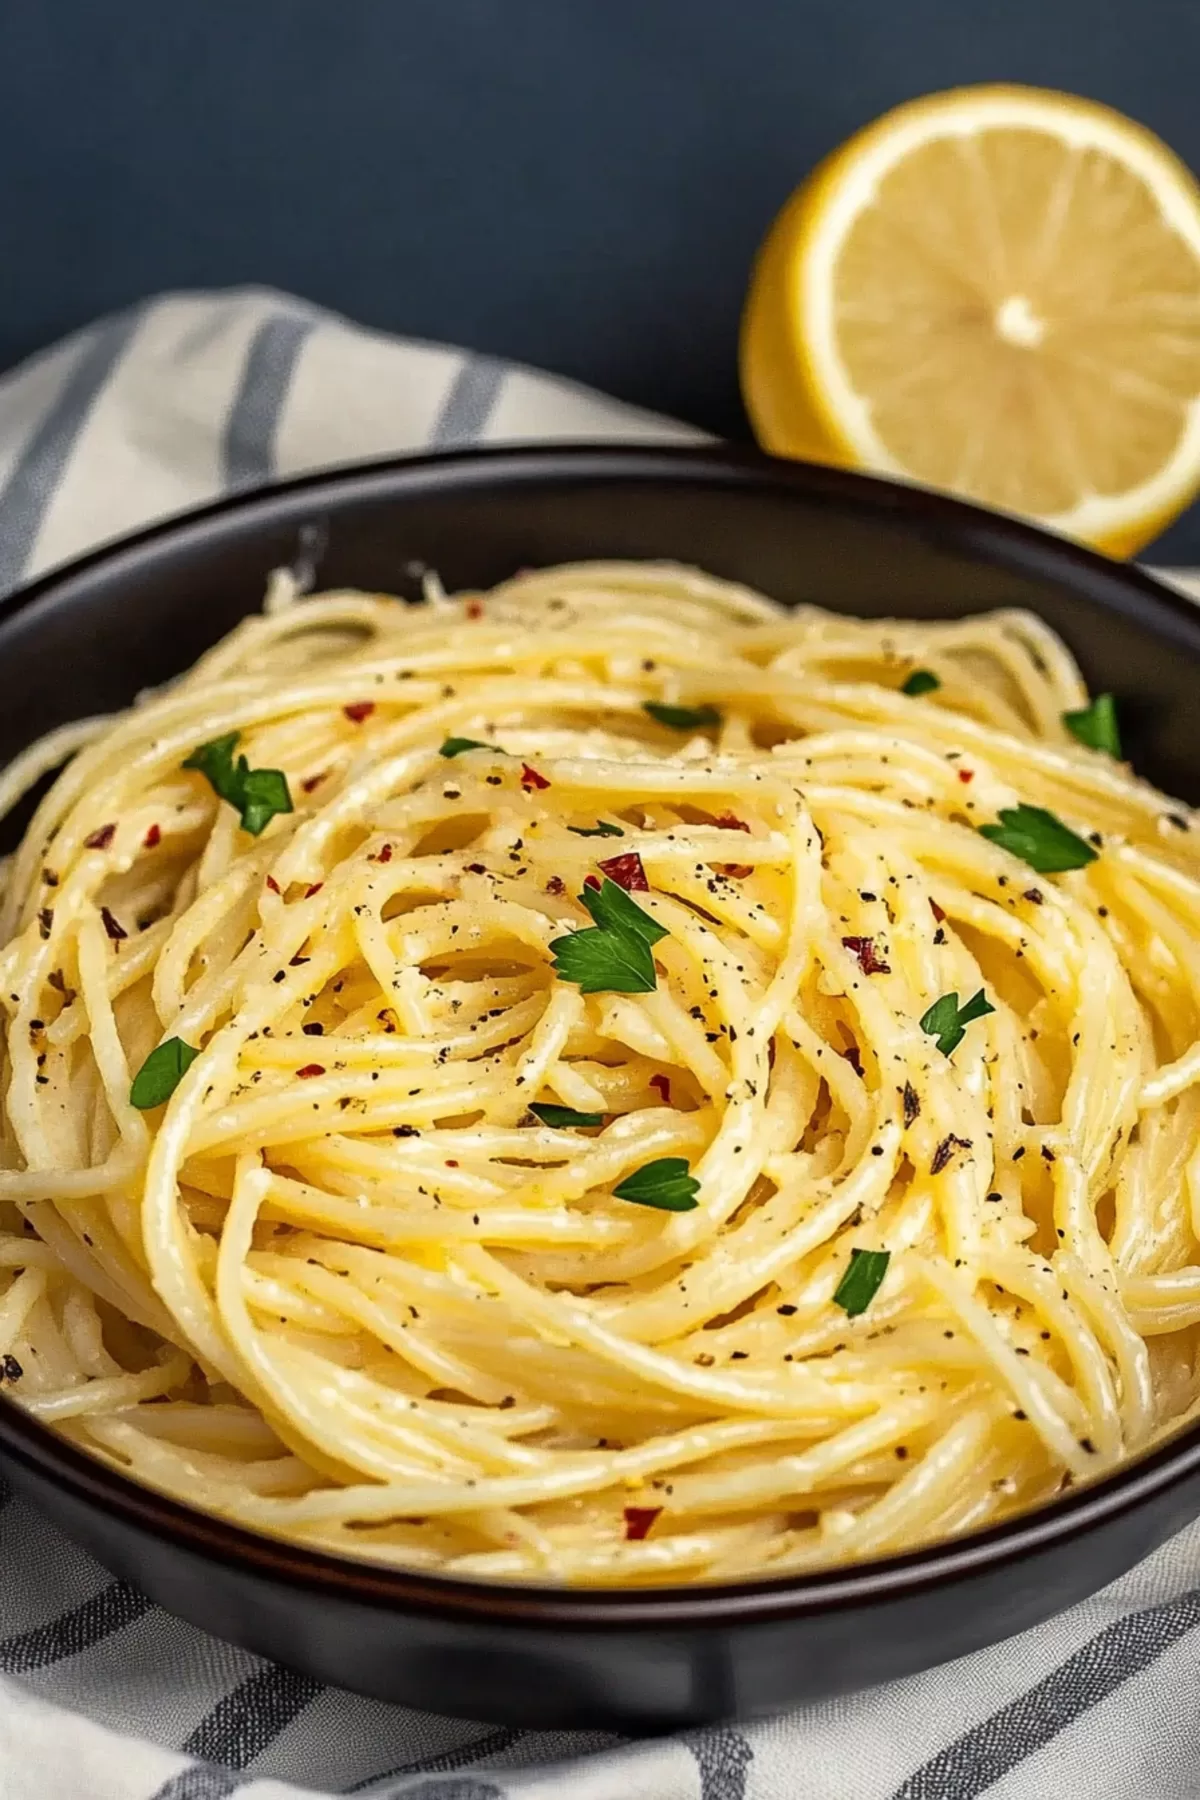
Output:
[[0, 286, 1199, 1800]]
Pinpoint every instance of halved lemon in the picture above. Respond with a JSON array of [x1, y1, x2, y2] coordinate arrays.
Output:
[[741, 85, 1200, 555]]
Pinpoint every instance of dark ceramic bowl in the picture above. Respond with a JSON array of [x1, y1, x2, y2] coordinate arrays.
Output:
[[1, 444, 1200, 1732]]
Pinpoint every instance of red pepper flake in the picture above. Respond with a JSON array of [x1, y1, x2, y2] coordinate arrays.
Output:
[[372, 843, 393, 864], [520, 763, 551, 791], [265, 875, 281, 894], [465, 599, 484, 620], [296, 1063, 325, 1079], [301, 773, 328, 794], [623, 1506, 662, 1541], [545, 874, 565, 896], [84, 824, 116, 850], [583, 874, 602, 891], [598, 851, 649, 892], [841, 935, 890, 976], [715, 812, 751, 833], [100, 906, 127, 943], [344, 701, 375, 723], [446, 1159, 459, 1167], [143, 823, 162, 849], [305, 883, 323, 898], [840, 1042, 864, 1077], [650, 1072, 671, 1104], [1023, 888, 1044, 905], [465, 862, 487, 875], [957, 768, 975, 785], [930, 899, 946, 923], [721, 863, 754, 880]]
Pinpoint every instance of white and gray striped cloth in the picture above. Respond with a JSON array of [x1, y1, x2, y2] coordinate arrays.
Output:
[[1, 286, 1200, 1800]]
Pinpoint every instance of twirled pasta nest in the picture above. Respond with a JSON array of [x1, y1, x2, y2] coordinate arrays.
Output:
[[0, 562, 1196, 1585]]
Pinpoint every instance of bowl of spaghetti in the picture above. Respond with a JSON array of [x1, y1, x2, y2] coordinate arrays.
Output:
[[1, 443, 1200, 1729]]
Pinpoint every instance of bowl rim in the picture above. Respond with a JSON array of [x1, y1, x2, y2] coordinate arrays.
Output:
[[2, 437, 1200, 1631]]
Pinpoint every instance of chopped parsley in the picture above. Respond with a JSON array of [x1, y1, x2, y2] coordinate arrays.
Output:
[[549, 879, 667, 994], [183, 732, 293, 836], [529, 1103, 605, 1128], [612, 1157, 701, 1212], [643, 701, 722, 731], [130, 1037, 199, 1109], [979, 804, 1097, 873], [1063, 694, 1121, 758], [920, 989, 995, 1057], [439, 736, 496, 758], [550, 928, 657, 993], [580, 877, 668, 945], [833, 1247, 890, 1317], [902, 669, 940, 697]]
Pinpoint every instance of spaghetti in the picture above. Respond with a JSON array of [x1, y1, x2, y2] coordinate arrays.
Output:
[[0, 560, 1198, 1586]]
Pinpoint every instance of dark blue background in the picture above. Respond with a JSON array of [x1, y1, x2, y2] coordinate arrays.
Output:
[[4, 1, 1200, 556]]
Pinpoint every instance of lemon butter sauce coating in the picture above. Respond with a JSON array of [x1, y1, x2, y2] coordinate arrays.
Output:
[[0, 562, 1197, 1585]]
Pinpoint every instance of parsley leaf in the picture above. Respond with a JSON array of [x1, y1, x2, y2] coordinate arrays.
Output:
[[549, 926, 657, 993], [182, 732, 241, 806], [439, 736, 496, 758], [979, 804, 1098, 873], [643, 701, 722, 731], [183, 732, 293, 837], [833, 1247, 890, 1317], [902, 669, 940, 697], [579, 878, 668, 947], [130, 1037, 199, 1109], [239, 768, 292, 836], [920, 988, 995, 1057], [612, 1157, 700, 1211], [550, 879, 668, 994], [1063, 695, 1121, 759], [529, 1102, 605, 1128], [568, 821, 624, 837]]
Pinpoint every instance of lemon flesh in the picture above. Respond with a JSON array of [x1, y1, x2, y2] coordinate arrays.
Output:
[[741, 86, 1200, 556]]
